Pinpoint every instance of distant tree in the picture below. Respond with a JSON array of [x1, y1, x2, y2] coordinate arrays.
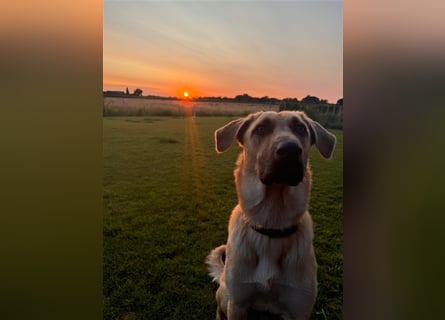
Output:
[[279, 98, 300, 111], [301, 95, 320, 104], [134, 88, 143, 96], [126, 87, 130, 95], [336, 98, 343, 105], [235, 93, 252, 103]]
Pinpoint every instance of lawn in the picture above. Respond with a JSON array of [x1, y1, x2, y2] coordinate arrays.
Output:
[[103, 116, 343, 320]]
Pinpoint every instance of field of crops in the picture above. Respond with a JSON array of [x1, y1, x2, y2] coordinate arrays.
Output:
[[103, 97, 279, 117]]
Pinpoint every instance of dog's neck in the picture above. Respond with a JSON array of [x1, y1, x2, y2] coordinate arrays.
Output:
[[234, 154, 311, 229], [250, 222, 299, 238]]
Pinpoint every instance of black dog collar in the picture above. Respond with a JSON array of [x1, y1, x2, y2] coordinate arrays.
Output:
[[250, 224, 298, 238]]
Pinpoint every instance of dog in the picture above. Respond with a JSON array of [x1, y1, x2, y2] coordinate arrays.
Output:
[[206, 111, 336, 320]]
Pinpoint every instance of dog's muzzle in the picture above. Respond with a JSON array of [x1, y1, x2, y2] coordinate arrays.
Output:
[[260, 141, 304, 186]]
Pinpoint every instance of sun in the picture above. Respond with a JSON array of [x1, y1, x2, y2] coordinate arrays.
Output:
[[183, 91, 189, 98]]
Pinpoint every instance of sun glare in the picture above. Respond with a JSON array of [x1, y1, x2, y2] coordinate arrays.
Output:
[[183, 91, 189, 98]]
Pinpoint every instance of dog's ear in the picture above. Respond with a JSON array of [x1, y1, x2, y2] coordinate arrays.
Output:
[[215, 118, 245, 153], [215, 115, 255, 153], [304, 116, 336, 159]]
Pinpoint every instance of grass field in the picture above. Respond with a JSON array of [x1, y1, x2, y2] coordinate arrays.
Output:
[[103, 116, 343, 320]]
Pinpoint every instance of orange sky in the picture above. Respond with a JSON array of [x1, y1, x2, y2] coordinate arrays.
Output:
[[104, 1, 343, 103]]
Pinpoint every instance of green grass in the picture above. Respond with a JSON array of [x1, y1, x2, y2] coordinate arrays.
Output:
[[103, 116, 343, 320]]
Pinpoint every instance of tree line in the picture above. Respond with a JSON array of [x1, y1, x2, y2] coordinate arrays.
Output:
[[103, 89, 343, 107]]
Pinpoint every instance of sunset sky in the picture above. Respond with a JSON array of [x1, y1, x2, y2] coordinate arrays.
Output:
[[103, 1, 343, 103]]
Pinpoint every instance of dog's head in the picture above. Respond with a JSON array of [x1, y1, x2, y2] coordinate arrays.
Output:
[[215, 111, 336, 186]]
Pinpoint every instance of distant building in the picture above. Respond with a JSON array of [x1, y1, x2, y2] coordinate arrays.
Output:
[[103, 91, 126, 97]]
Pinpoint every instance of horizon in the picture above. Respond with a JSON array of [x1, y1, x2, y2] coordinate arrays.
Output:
[[104, 1, 343, 104], [102, 88, 342, 104]]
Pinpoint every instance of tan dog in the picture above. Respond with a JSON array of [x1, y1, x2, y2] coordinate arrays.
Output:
[[206, 111, 336, 320]]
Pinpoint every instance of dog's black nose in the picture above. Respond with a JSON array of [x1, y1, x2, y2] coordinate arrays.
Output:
[[276, 141, 301, 159]]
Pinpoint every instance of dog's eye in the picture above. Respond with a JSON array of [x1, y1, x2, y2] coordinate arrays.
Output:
[[291, 122, 307, 136], [253, 125, 267, 135], [252, 121, 272, 136], [252, 119, 274, 136]]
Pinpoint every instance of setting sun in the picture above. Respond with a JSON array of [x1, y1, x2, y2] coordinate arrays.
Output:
[[183, 91, 189, 98]]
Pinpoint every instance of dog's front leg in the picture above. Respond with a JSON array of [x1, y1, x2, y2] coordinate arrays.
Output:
[[216, 306, 226, 320], [227, 299, 248, 320]]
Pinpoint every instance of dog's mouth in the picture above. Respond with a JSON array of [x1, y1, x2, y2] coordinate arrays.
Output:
[[260, 160, 304, 186]]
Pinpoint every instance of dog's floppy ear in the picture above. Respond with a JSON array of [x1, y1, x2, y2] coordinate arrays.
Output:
[[304, 116, 336, 159], [215, 114, 256, 153], [215, 118, 245, 153]]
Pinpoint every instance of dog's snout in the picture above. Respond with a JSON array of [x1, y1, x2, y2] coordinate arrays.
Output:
[[276, 141, 301, 159]]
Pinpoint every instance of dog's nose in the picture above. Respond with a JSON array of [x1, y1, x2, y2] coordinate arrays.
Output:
[[276, 141, 301, 159]]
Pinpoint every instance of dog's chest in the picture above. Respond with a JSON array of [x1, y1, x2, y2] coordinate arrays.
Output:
[[249, 239, 296, 290], [253, 255, 280, 291]]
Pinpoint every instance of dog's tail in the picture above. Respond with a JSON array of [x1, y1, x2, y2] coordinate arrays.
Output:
[[205, 244, 226, 284]]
